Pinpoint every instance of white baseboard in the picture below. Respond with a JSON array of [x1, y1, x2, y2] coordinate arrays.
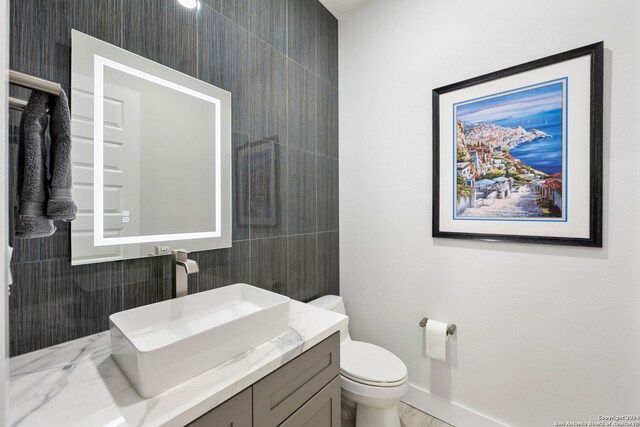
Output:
[[402, 384, 512, 427]]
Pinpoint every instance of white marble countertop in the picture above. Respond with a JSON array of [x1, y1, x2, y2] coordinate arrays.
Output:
[[9, 300, 347, 427]]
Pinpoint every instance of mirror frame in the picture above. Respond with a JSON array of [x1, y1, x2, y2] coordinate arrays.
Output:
[[71, 30, 232, 265]]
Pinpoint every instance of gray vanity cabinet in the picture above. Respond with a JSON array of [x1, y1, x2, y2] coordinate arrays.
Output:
[[186, 332, 340, 427], [278, 377, 341, 427], [188, 388, 252, 427], [253, 332, 340, 427]]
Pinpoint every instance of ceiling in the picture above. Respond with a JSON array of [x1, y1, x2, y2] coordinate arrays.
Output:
[[319, 0, 368, 19]]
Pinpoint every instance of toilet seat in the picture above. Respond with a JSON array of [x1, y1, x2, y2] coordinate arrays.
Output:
[[341, 341, 408, 387], [341, 374, 409, 403], [341, 370, 408, 387]]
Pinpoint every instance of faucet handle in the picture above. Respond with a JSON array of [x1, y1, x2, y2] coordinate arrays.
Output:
[[184, 259, 199, 274], [172, 249, 189, 262]]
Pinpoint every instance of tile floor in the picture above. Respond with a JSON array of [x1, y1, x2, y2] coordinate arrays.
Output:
[[399, 402, 455, 427]]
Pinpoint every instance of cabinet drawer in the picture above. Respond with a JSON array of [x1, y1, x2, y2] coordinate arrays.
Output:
[[187, 387, 251, 427], [279, 376, 341, 427], [253, 332, 340, 427]]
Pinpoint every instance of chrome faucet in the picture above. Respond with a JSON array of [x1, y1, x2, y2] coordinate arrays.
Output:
[[172, 249, 199, 298]]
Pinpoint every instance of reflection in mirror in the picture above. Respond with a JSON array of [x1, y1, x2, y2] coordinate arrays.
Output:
[[71, 31, 231, 265]]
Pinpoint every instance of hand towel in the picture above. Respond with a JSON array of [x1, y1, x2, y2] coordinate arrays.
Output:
[[15, 91, 56, 238], [47, 88, 78, 221]]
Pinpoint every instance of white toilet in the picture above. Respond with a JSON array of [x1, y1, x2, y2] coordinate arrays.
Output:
[[308, 295, 408, 427]]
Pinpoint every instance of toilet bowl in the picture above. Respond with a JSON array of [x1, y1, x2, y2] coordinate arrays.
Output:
[[308, 296, 408, 427]]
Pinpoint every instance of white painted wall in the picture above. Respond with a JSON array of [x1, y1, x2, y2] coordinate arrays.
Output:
[[339, 1, 640, 426]]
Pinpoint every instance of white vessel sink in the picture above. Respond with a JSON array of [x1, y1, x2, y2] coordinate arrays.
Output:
[[110, 283, 290, 397]]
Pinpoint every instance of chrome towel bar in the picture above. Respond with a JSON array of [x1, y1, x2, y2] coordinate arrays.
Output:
[[8, 69, 62, 110], [9, 97, 28, 110], [9, 70, 61, 95]]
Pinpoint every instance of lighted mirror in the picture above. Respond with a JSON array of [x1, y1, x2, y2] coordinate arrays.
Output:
[[70, 30, 231, 265]]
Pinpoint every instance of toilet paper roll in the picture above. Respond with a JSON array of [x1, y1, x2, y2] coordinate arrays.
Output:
[[424, 320, 448, 361]]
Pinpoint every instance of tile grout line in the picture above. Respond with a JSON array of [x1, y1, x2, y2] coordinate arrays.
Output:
[[234, 230, 338, 242], [285, 56, 290, 297], [247, 0, 253, 287], [285, 0, 290, 296], [314, 0, 320, 256]]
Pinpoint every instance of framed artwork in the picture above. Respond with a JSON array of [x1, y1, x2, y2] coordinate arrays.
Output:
[[432, 42, 603, 247]]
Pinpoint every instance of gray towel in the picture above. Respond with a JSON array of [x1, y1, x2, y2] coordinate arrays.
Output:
[[47, 88, 78, 221], [16, 91, 56, 238]]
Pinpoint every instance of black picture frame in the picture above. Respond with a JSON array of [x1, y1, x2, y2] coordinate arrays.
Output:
[[432, 42, 603, 247]]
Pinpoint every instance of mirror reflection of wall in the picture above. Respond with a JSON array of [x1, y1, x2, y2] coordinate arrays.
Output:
[[103, 65, 217, 237]]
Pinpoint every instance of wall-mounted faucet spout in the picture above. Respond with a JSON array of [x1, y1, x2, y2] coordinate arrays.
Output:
[[172, 249, 199, 298]]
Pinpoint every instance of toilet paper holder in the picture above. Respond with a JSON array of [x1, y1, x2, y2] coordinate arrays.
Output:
[[419, 318, 457, 336]]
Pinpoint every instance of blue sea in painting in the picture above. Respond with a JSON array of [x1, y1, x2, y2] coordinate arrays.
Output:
[[457, 83, 564, 175], [497, 109, 563, 175]]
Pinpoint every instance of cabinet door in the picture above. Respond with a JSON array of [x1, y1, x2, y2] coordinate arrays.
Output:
[[188, 388, 252, 427], [253, 333, 340, 427], [279, 376, 341, 427]]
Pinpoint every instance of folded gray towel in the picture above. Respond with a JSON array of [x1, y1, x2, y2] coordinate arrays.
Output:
[[47, 88, 78, 221], [16, 91, 56, 238]]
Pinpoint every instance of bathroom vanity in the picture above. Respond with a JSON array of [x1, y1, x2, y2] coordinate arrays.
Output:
[[9, 301, 346, 427], [189, 332, 340, 427]]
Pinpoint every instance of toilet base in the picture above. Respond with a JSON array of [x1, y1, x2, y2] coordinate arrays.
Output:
[[355, 404, 401, 427], [341, 396, 357, 425], [341, 387, 404, 427]]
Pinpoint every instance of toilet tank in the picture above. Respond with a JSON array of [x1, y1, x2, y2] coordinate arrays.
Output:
[[307, 295, 350, 342], [307, 295, 346, 315]]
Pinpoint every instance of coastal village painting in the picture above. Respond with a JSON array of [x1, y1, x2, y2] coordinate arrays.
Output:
[[453, 80, 566, 220]]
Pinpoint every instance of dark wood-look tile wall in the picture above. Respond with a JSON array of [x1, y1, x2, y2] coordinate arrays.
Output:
[[288, 0, 316, 72], [251, 237, 288, 296], [288, 59, 316, 152], [317, 78, 339, 158], [249, 0, 287, 54], [317, 231, 339, 296], [198, 6, 251, 134], [315, 2, 338, 87], [8, 0, 339, 357], [10, 0, 71, 87], [288, 148, 317, 234], [287, 233, 317, 302], [249, 37, 288, 144], [123, 0, 198, 76], [317, 155, 339, 231], [71, 0, 123, 46]]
